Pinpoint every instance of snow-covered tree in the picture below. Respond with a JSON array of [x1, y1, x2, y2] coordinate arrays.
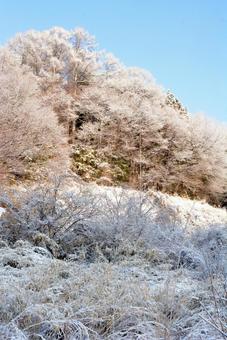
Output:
[[0, 51, 64, 175], [1, 27, 226, 203], [8, 27, 119, 92], [74, 66, 227, 202]]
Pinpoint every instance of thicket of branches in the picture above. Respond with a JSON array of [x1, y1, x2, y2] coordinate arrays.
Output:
[[0, 49, 65, 178], [0, 27, 226, 202], [0, 178, 226, 339], [75, 69, 227, 202]]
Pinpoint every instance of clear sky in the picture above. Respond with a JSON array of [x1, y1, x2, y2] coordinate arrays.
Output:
[[0, 0, 226, 122]]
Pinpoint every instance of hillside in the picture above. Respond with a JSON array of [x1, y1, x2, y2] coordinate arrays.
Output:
[[0, 27, 227, 339], [0, 182, 227, 339], [0, 27, 226, 203]]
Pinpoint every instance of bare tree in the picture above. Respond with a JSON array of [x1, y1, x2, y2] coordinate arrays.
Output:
[[0, 56, 65, 175]]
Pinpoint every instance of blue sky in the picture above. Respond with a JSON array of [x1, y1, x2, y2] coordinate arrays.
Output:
[[0, 0, 226, 122]]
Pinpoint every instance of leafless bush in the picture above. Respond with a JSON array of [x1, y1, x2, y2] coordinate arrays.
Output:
[[0, 182, 193, 263], [0, 183, 175, 263], [0, 177, 98, 246], [190, 225, 227, 277], [1, 179, 226, 272]]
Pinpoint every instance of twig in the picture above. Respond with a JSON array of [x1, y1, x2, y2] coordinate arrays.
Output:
[[199, 315, 227, 338]]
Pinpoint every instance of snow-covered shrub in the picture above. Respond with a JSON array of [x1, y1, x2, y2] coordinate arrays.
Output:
[[190, 225, 227, 278], [0, 180, 226, 268], [0, 184, 226, 338], [0, 177, 98, 246], [0, 183, 156, 262]]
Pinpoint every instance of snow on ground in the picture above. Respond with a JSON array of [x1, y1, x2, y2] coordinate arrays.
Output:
[[0, 207, 5, 217], [0, 183, 226, 339], [0, 238, 225, 339], [88, 183, 227, 229], [12, 179, 227, 231], [150, 190, 227, 228]]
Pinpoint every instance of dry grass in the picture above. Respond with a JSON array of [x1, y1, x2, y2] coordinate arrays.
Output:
[[0, 183, 226, 339]]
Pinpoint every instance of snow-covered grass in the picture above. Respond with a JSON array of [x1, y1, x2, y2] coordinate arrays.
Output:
[[90, 184, 227, 229], [0, 239, 226, 339], [0, 182, 226, 339]]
